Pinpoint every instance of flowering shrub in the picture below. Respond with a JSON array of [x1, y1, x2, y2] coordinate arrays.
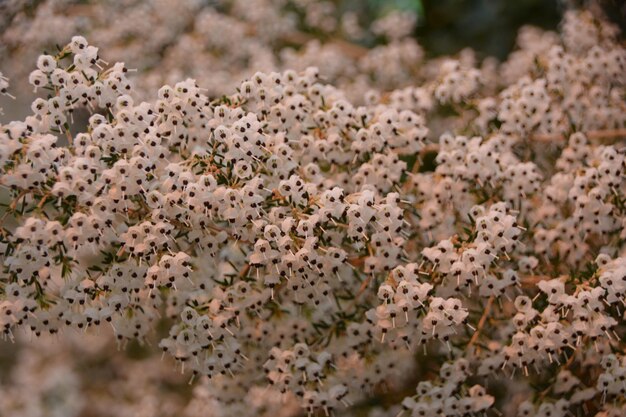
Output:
[[0, 3, 625, 417]]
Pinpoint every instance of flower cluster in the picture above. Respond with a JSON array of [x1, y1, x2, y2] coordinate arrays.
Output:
[[400, 359, 494, 417], [0, 5, 625, 417]]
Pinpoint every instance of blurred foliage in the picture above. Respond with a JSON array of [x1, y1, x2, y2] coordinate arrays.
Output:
[[597, 0, 626, 33], [368, 0, 424, 14], [363, 0, 624, 60], [416, 0, 562, 59], [336, 0, 564, 59]]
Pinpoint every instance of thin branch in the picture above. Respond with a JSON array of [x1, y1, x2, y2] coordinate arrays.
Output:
[[467, 295, 494, 350], [530, 128, 626, 142]]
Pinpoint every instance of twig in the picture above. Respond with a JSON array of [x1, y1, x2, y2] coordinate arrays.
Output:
[[355, 274, 373, 299], [467, 295, 494, 350], [279, 31, 369, 60], [530, 128, 626, 142]]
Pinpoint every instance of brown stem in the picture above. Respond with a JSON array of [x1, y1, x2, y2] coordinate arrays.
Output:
[[530, 128, 626, 142], [355, 274, 373, 299], [467, 295, 494, 350], [280, 31, 369, 60]]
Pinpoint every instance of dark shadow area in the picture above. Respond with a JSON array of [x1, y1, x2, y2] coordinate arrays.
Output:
[[417, 0, 563, 59]]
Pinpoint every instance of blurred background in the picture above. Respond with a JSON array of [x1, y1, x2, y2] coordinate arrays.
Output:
[[3, 0, 624, 59], [2, 0, 624, 122], [333, 0, 561, 58], [0, 0, 624, 122]]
